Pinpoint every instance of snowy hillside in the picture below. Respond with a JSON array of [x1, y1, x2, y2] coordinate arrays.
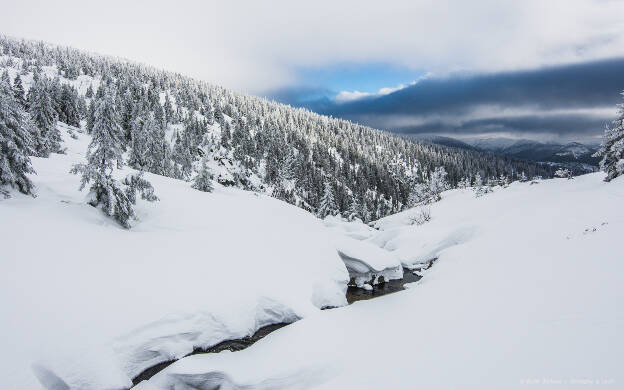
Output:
[[138, 173, 623, 389], [0, 36, 554, 221], [0, 126, 350, 390]]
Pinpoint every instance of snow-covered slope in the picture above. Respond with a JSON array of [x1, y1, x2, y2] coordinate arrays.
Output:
[[0, 126, 349, 390], [141, 173, 624, 389]]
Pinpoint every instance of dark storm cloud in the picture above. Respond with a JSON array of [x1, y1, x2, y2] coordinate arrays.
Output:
[[388, 113, 610, 138], [332, 57, 624, 115], [272, 58, 624, 140]]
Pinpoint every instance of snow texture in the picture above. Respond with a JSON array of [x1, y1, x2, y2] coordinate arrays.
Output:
[[140, 174, 624, 389], [0, 126, 349, 390]]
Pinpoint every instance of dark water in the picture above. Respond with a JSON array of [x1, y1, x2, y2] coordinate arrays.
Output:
[[346, 267, 422, 304], [131, 263, 434, 386], [131, 323, 290, 385]]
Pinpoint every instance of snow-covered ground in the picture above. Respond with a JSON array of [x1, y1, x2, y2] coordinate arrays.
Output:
[[0, 126, 349, 390], [2, 124, 623, 390], [140, 174, 624, 389]]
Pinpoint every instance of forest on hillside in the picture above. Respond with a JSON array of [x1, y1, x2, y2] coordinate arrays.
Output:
[[0, 36, 553, 221]]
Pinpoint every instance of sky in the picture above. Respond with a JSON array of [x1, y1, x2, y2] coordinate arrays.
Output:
[[2, 0, 624, 142]]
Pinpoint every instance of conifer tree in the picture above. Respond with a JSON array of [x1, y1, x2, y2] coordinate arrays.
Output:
[[29, 76, 62, 155], [58, 84, 81, 127], [473, 173, 488, 197], [0, 72, 36, 197], [519, 171, 528, 182], [595, 91, 624, 182], [360, 197, 371, 223], [346, 195, 360, 221], [429, 166, 449, 201], [554, 168, 573, 179], [191, 156, 214, 192], [172, 131, 193, 180], [499, 174, 510, 187], [71, 89, 157, 228], [163, 94, 174, 123], [12, 74, 26, 109], [128, 111, 150, 170], [317, 180, 338, 218]]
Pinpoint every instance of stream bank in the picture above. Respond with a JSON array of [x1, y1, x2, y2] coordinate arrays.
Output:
[[131, 262, 434, 387]]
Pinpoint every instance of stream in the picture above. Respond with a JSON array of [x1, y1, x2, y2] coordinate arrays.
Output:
[[131, 265, 430, 386]]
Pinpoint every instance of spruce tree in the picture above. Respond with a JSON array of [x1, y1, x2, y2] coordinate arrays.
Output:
[[359, 197, 371, 223], [595, 91, 624, 182], [554, 168, 572, 179], [172, 131, 193, 179], [128, 110, 149, 170], [191, 156, 214, 192], [317, 181, 338, 218], [0, 72, 36, 197], [29, 76, 62, 155], [71, 89, 157, 228], [346, 195, 360, 221], [12, 74, 26, 109]]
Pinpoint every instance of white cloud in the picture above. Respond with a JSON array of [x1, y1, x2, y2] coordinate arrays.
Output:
[[335, 83, 407, 103], [334, 73, 432, 103], [1, 0, 623, 92]]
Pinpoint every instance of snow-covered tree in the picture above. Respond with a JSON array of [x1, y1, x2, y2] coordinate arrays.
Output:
[[163, 94, 174, 123], [317, 181, 338, 218], [29, 75, 62, 156], [458, 176, 471, 189], [473, 173, 491, 197], [70, 89, 157, 228], [499, 174, 510, 187], [345, 195, 360, 221], [408, 166, 449, 205], [408, 181, 430, 205], [58, 84, 82, 127], [519, 171, 528, 182], [192, 156, 214, 192], [12, 74, 26, 109], [554, 168, 573, 179], [360, 197, 371, 223], [279, 152, 297, 183], [128, 110, 151, 171], [594, 91, 624, 182], [172, 130, 193, 180], [0, 73, 35, 197], [429, 166, 449, 201]]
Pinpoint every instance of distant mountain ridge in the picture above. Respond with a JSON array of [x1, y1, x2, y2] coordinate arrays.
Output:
[[413, 135, 600, 173]]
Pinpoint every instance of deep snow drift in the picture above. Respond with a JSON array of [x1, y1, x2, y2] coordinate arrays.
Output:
[[0, 126, 350, 390], [140, 174, 623, 389]]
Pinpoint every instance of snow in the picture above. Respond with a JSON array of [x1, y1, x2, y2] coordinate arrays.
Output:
[[330, 233, 403, 286], [0, 126, 349, 390], [140, 174, 623, 389], [323, 216, 403, 286]]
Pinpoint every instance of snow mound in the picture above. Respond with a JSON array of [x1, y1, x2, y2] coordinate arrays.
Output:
[[331, 233, 403, 286], [323, 215, 375, 241]]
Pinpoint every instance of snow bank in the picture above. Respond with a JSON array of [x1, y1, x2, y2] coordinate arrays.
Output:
[[331, 233, 403, 286], [323, 216, 403, 286], [323, 215, 375, 241], [0, 127, 349, 390], [141, 174, 624, 389]]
